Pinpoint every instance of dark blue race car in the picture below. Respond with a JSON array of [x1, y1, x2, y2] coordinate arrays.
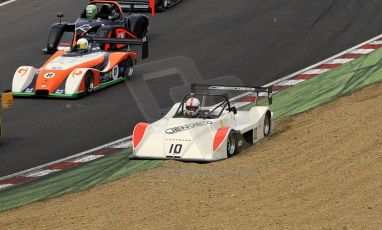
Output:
[[45, 1, 149, 53]]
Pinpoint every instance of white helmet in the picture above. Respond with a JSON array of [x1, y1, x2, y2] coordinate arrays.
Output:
[[76, 38, 89, 52], [184, 97, 201, 117]]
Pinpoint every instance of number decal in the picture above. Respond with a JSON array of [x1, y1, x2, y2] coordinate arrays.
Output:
[[44, 72, 55, 79], [169, 144, 183, 154]]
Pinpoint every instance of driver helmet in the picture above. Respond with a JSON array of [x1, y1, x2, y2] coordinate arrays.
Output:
[[76, 38, 89, 53], [86, 4, 98, 19], [184, 97, 201, 117]]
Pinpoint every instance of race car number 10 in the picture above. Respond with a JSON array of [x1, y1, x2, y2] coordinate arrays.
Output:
[[169, 144, 182, 154]]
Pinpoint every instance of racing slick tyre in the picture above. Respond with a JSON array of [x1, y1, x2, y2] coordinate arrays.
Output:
[[156, 0, 169, 12], [120, 57, 134, 79], [263, 112, 271, 137], [227, 131, 239, 157], [111, 65, 120, 80], [85, 71, 94, 95], [134, 21, 148, 39], [127, 15, 149, 39]]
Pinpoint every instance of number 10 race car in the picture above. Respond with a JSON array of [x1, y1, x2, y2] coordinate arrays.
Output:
[[12, 36, 148, 98], [132, 84, 273, 162]]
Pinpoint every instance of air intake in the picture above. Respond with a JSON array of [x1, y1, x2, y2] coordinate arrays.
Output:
[[35, 90, 49, 97]]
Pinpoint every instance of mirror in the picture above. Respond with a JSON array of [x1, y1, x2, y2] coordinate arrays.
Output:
[[231, 106, 237, 115], [57, 12, 64, 24]]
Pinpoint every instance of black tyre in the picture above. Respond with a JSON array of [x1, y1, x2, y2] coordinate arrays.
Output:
[[263, 112, 271, 137], [85, 71, 94, 95], [131, 18, 148, 38], [156, 0, 169, 12], [137, 21, 148, 39], [227, 131, 238, 157], [120, 57, 134, 79]]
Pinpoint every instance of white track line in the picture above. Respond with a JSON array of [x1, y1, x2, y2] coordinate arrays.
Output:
[[349, 49, 374, 54], [0, 0, 16, 7], [302, 68, 331, 75], [25, 169, 60, 178], [326, 58, 354, 64], [0, 184, 13, 189], [275, 79, 305, 86]]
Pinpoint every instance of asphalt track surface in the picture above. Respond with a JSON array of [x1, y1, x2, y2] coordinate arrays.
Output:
[[0, 0, 382, 176]]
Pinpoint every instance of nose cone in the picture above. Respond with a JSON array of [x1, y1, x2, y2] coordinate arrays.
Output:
[[35, 70, 66, 93]]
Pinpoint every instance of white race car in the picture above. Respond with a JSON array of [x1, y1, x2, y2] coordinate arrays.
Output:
[[131, 84, 273, 162]]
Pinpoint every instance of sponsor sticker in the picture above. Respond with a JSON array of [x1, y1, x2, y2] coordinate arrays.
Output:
[[134, 4, 149, 9], [25, 88, 33, 93], [208, 86, 257, 91], [17, 67, 28, 76], [74, 70, 83, 76], [44, 72, 55, 79], [55, 89, 64, 94], [165, 121, 213, 134]]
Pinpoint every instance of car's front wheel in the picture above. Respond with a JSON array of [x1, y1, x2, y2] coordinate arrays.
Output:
[[227, 131, 238, 157], [85, 71, 94, 95], [120, 57, 134, 79]]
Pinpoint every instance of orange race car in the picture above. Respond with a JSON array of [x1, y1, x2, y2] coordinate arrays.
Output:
[[12, 36, 148, 98]]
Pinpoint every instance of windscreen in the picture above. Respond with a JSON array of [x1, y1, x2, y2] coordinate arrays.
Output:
[[58, 31, 75, 51], [174, 94, 230, 119]]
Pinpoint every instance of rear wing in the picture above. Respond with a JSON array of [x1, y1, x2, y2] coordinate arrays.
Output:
[[92, 37, 149, 59], [191, 84, 273, 105], [1, 90, 14, 110], [112, 0, 156, 15]]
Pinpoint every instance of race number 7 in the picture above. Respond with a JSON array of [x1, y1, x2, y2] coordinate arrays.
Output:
[[169, 144, 182, 154]]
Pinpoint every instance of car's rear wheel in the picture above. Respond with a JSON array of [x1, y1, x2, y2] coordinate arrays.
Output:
[[263, 112, 271, 137], [227, 131, 238, 157], [85, 71, 94, 95], [157, 0, 169, 12], [120, 57, 134, 79]]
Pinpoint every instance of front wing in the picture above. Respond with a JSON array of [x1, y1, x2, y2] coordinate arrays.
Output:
[[13, 77, 126, 99]]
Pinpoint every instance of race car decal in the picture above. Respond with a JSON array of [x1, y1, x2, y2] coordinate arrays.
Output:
[[17, 67, 28, 76], [133, 122, 149, 148], [213, 127, 230, 152], [168, 144, 183, 154], [44, 72, 55, 79], [55, 89, 64, 94], [165, 121, 213, 134]]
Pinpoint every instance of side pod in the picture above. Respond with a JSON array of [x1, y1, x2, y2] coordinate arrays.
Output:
[[12, 66, 37, 93]]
